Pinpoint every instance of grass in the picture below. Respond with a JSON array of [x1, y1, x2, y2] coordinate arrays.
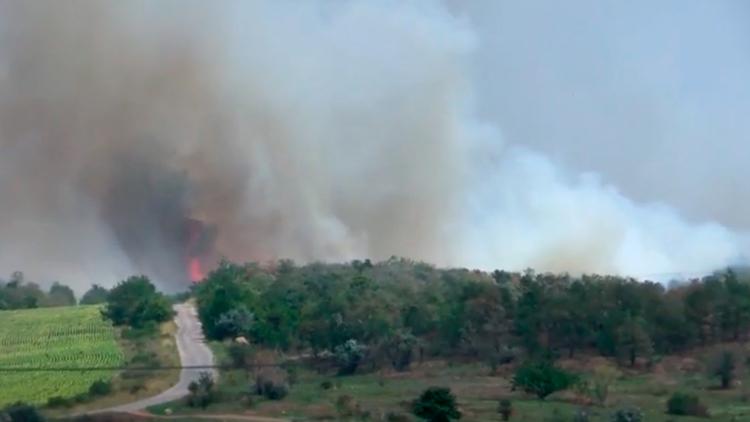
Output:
[[142, 342, 750, 421], [0, 306, 124, 407]]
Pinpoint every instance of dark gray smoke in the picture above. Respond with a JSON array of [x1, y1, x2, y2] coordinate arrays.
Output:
[[0, 1, 745, 292]]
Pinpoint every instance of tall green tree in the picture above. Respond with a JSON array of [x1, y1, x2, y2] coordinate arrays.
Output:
[[102, 275, 173, 328]]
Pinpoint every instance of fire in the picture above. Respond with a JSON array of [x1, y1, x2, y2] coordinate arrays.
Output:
[[188, 257, 205, 282]]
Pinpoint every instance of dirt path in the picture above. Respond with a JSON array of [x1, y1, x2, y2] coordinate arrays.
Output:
[[126, 410, 288, 421], [97, 303, 217, 413]]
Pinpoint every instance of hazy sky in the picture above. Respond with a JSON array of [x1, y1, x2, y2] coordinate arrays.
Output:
[[451, 0, 750, 230], [0, 1, 747, 290]]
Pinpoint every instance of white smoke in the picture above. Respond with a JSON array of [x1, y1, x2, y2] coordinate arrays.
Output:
[[0, 1, 745, 291]]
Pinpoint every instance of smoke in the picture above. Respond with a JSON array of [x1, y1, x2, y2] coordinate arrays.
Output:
[[0, 1, 745, 291]]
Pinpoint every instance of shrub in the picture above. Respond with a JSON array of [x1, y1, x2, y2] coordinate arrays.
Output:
[[610, 407, 643, 422], [385, 329, 418, 372], [666, 392, 709, 417], [386, 412, 414, 422], [591, 366, 619, 407], [573, 407, 591, 422], [320, 380, 334, 390], [227, 343, 255, 368], [46, 396, 74, 408], [254, 367, 289, 400], [336, 395, 364, 418], [497, 399, 512, 421], [187, 372, 216, 408], [2, 402, 45, 422], [335, 339, 367, 375], [214, 307, 255, 339], [88, 379, 113, 396], [512, 360, 578, 400], [412, 387, 461, 422]]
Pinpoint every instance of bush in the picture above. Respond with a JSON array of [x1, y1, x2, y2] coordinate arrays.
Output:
[[386, 412, 414, 422], [573, 407, 591, 422], [666, 392, 709, 417], [254, 367, 289, 400], [497, 399, 512, 421], [335, 339, 367, 375], [214, 307, 255, 339], [336, 395, 366, 418], [320, 380, 334, 390], [46, 396, 74, 408], [512, 360, 579, 400], [2, 402, 45, 422], [88, 379, 112, 396], [227, 343, 255, 368], [187, 372, 216, 408], [610, 407, 643, 422], [412, 387, 461, 422]]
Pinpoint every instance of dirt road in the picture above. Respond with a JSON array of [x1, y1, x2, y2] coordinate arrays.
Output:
[[104, 303, 216, 413]]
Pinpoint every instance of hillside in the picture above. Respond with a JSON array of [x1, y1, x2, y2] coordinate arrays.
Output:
[[0, 305, 124, 406]]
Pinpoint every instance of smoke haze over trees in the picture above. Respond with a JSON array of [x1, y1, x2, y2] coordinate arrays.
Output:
[[0, 1, 747, 291]]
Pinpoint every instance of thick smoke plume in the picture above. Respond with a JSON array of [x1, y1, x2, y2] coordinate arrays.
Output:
[[0, 1, 745, 291]]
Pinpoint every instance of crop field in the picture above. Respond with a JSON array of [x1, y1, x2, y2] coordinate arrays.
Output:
[[0, 305, 124, 406]]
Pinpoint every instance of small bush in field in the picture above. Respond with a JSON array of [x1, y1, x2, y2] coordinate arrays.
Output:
[[497, 399, 512, 420], [666, 392, 708, 417], [412, 387, 461, 421], [610, 406, 643, 422]]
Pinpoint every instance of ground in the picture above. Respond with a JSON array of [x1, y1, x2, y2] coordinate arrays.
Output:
[[143, 342, 750, 421]]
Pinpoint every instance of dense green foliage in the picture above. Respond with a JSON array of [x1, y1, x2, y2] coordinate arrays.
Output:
[[1, 402, 44, 422], [412, 387, 461, 422], [0, 272, 77, 309], [195, 259, 750, 371], [79, 284, 109, 305], [512, 360, 578, 399], [102, 275, 173, 328], [666, 392, 709, 417], [0, 306, 124, 406]]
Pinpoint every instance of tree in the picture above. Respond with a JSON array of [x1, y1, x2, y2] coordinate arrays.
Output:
[[711, 350, 735, 389], [101, 275, 173, 328], [194, 260, 256, 340], [80, 284, 109, 305], [512, 360, 578, 400], [412, 387, 461, 422], [615, 314, 653, 367], [45, 282, 76, 307]]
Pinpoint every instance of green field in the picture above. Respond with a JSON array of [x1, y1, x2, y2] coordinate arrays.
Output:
[[0, 305, 124, 406]]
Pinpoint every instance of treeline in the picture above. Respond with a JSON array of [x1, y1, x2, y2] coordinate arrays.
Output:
[[195, 258, 750, 371], [0, 271, 109, 310]]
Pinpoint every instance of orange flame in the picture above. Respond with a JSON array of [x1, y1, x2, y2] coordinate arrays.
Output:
[[188, 257, 204, 282]]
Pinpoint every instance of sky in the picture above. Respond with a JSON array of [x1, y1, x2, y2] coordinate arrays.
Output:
[[0, 0, 748, 291], [451, 0, 750, 231]]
